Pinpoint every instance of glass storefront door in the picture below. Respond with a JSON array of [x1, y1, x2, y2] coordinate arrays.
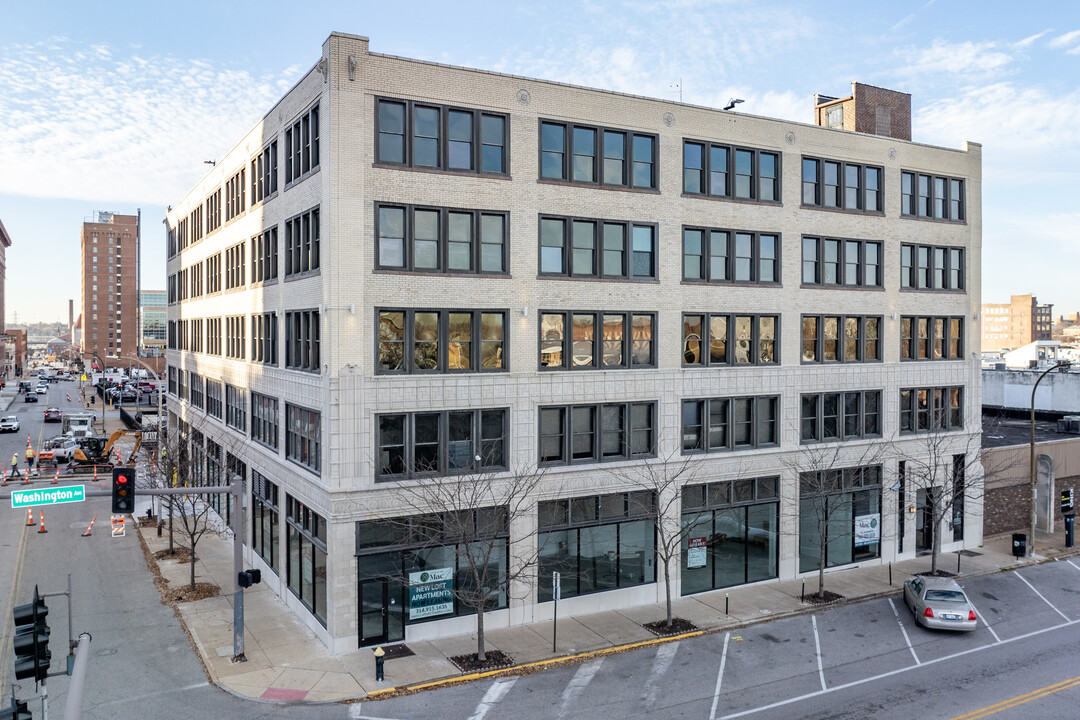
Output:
[[358, 578, 405, 648]]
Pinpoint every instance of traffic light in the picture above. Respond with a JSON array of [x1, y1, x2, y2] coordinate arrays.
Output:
[[12, 584, 50, 685], [111, 466, 135, 514]]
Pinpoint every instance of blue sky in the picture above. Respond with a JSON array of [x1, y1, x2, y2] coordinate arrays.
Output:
[[1, 0, 1078, 324]]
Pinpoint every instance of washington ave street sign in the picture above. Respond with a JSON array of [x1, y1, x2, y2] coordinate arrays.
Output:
[[10, 485, 86, 508]]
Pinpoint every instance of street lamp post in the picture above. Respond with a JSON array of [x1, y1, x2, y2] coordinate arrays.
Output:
[[81, 351, 107, 432], [1030, 360, 1072, 557]]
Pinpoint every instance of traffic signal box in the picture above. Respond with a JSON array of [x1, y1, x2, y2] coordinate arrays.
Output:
[[111, 466, 135, 514], [13, 584, 50, 685]]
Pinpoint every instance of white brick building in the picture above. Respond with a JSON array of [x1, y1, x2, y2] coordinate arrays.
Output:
[[165, 32, 982, 653]]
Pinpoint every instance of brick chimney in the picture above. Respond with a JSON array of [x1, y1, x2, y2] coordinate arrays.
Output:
[[814, 82, 911, 141]]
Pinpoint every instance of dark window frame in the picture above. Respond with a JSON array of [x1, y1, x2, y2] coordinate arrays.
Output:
[[538, 215, 657, 281], [375, 408, 509, 480], [800, 390, 882, 443], [375, 97, 509, 176], [682, 227, 781, 285], [801, 236, 882, 288], [538, 402, 657, 466], [374, 203, 509, 275], [900, 386, 964, 434], [802, 157, 884, 213], [680, 396, 780, 454], [682, 139, 781, 203], [376, 308, 508, 375], [901, 171, 966, 221], [900, 243, 965, 291], [899, 316, 964, 361], [681, 313, 780, 367], [539, 119, 657, 190], [537, 311, 655, 370], [800, 315, 882, 364]]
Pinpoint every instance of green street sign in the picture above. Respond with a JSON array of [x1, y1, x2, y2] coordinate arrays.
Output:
[[10, 485, 86, 509]]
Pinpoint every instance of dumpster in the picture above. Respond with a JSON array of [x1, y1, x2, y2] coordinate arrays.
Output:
[[1012, 532, 1027, 558]]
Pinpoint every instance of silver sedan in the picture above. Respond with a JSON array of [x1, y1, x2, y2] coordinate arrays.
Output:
[[903, 576, 978, 631]]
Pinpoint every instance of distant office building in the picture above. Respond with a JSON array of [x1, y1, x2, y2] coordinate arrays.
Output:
[[4, 328, 26, 377], [981, 294, 1053, 352], [0, 218, 9, 377], [79, 212, 139, 362], [813, 83, 912, 141], [140, 290, 167, 351]]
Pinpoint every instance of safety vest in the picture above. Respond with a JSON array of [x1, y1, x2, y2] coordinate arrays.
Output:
[[25, 448, 34, 460], [10, 454, 16, 466]]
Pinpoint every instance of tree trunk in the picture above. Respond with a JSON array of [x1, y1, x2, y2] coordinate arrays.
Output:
[[189, 541, 197, 590], [818, 531, 826, 596], [664, 560, 673, 628], [476, 603, 487, 662], [931, 506, 941, 575], [168, 498, 175, 553]]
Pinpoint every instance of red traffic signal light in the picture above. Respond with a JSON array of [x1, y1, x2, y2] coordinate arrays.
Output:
[[111, 467, 135, 514]]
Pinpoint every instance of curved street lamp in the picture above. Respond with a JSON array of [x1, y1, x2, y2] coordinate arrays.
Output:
[[1030, 360, 1072, 557]]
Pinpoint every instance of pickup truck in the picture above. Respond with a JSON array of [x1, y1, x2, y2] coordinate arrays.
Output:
[[38, 437, 80, 466]]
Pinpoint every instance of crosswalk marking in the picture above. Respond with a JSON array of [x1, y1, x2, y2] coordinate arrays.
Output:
[[643, 641, 679, 706], [467, 677, 518, 720], [559, 658, 604, 718]]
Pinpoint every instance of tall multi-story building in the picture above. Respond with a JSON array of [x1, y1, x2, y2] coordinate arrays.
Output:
[[981, 294, 1053, 352], [140, 290, 167, 353], [166, 33, 982, 653], [80, 212, 139, 363], [0, 218, 10, 377]]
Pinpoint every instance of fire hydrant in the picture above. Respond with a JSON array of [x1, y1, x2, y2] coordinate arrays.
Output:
[[374, 646, 385, 682]]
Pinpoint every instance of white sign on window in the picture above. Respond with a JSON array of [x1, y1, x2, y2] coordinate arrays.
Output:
[[687, 537, 707, 568], [854, 514, 880, 547]]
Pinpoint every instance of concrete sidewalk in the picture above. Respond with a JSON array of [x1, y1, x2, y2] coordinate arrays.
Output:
[[136, 517, 1080, 704]]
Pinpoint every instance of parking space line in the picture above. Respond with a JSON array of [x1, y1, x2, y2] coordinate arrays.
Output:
[[811, 615, 827, 691], [1068, 559, 1080, 573], [887, 598, 921, 664], [558, 658, 603, 719], [1015, 572, 1070, 621], [964, 597, 1001, 643], [718, 618, 1078, 720], [643, 641, 679, 707], [467, 678, 518, 720], [709, 632, 730, 720]]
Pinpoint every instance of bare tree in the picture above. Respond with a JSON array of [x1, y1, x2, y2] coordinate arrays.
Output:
[[384, 463, 545, 663], [785, 440, 888, 600], [608, 448, 703, 631]]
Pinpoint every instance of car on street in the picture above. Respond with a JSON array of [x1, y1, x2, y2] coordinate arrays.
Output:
[[903, 576, 978, 632], [44, 407, 62, 422], [35, 384, 48, 394], [24, 393, 38, 403], [0, 416, 20, 432]]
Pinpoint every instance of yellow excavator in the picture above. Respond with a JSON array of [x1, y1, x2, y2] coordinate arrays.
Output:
[[71, 430, 143, 466]]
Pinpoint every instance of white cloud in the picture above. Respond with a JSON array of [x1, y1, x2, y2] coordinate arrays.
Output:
[[894, 39, 1016, 82], [1049, 29, 1080, 49], [0, 39, 304, 205]]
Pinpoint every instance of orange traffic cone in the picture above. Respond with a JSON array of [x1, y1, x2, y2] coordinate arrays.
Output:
[[37, 511, 47, 534], [1, 470, 7, 487], [22, 469, 29, 485], [81, 515, 97, 537], [26, 508, 34, 526], [52, 468, 59, 484], [92, 466, 98, 482]]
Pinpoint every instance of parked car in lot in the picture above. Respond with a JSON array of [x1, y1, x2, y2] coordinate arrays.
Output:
[[0, 416, 20, 432], [24, 393, 38, 403], [903, 576, 978, 632], [44, 407, 62, 422]]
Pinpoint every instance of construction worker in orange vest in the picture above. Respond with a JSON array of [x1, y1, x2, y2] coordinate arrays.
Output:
[[24, 446, 35, 473]]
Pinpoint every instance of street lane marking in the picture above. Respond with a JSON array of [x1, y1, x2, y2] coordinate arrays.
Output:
[[887, 598, 921, 664], [949, 673, 1080, 719], [811, 615, 826, 691], [558, 658, 603, 718], [964, 597, 1001, 643], [643, 640, 679, 707], [1015, 571, 1069, 621], [718, 616, 1080, 719], [467, 677, 518, 720], [709, 632, 730, 720], [1067, 559, 1080, 573]]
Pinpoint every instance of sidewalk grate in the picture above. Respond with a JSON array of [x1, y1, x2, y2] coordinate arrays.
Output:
[[958, 550, 982, 557], [380, 643, 415, 660]]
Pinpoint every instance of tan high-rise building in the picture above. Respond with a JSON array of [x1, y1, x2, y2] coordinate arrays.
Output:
[[981, 294, 1053, 352], [79, 212, 139, 364], [0, 218, 9, 378]]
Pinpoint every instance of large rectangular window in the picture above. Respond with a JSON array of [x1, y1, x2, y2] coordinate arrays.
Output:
[[682, 314, 778, 366], [285, 207, 320, 276], [251, 392, 279, 450], [251, 227, 279, 284], [225, 316, 246, 360], [205, 379, 223, 420], [251, 312, 277, 366], [900, 244, 964, 291], [900, 386, 964, 434], [799, 467, 882, 572], [378, 309, 506, 374], [376, 408, 507, 479], [539, 215, 656, 280], [802, 157, 883, 213], [250, 140, 278, 206], [800, 391, 881, 443], [683, 140, 779, 202], [286, 496, 327, 625], [682, 228, 780, 284], [252, 471, 279, 572], [224, 242, 246, 290], [376, 204, 507, 275], [801, 315, 881, 363], [801, 237, 881, 287], [225, 384, 246, 432], [538, 492, 656, 601], [224, 167, 246, 222], [899, 316, 964, 360], [541, 121, 656, 189], [538, 312, 653, 370], [539, 402, 655, 465], [285, 310, 320, 372], [285, 404, 321, 473], [681, 396, 779, 453], [901, 171, 965, 220], [681, 477, 779, 594], [285, 104, 319, 184], [376, 98, 507, 174]]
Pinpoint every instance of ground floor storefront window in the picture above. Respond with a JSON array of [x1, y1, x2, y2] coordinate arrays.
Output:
[[287, 495, 327, 625], [252, 471, 279, 572], [799, 465, 882, 573], [537, 491, 656, 602], [354, 509, 510, 646], [681, 477, 779, 595]]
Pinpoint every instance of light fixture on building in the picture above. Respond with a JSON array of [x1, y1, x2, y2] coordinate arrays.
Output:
[[723, 98, 745, 111], [204, 160, 216, 167], [522, 307, 529, 317]]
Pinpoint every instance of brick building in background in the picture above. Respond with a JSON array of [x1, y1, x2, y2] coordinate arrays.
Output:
[[0, 218, 9, 377], [79, 212, 139, 364], [981, 293, 1054, 352], [813, 82, 912, 141]]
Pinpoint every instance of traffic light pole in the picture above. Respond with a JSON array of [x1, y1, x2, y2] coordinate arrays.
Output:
[[60, 633, 91, 720]]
